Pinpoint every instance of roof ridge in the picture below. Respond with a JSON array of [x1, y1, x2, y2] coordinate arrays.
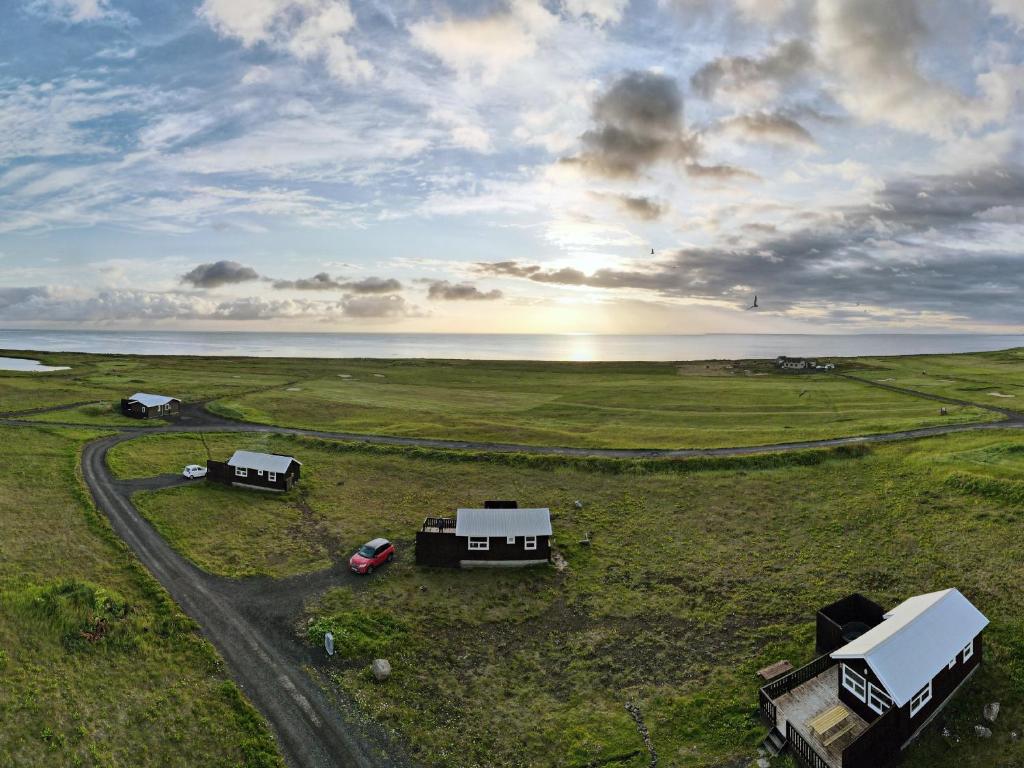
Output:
[[860, 589, 955, 656]]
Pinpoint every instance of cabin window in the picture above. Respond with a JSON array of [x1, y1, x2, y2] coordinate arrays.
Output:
[[910, 681, 932, 717], [235, 467, 248, 478], [948, 657, 957, 670], [257, 470, 264, 477], [841, 665, 866, 701], [506, 536, 516, 544], [524, 536, 537, 551], [867, 684, 892, 715], [962, 641, 974, 662], [468, 537, 489, 551], [268, 472, 277, 482]]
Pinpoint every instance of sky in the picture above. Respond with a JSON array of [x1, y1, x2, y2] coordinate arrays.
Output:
[[0, 0, 1022, 334]]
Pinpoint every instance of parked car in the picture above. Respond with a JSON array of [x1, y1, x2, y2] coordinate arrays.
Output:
[[182, 464, 208, 479], [349, 538, 395, 574]]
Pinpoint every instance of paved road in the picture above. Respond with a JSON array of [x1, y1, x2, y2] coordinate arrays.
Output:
[[81, 432, 411, 768], [5, 377, 1023, 768]]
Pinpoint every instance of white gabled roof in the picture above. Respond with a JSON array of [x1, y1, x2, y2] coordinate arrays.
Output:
[[455, 508, 552, 538], [128, 392, 178, 407], [227, 450, 299, 474], [831, 589, 988, 706]]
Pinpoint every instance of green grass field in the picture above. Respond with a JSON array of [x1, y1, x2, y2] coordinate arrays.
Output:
[[851, 347, 1024, 405], [0, 425, 282, 767], [116, 429, 1024, 768], [204, 359, 996, 449]]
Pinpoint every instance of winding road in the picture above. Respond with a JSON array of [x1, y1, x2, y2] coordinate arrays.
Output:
[[2, 376, 1021, 768]]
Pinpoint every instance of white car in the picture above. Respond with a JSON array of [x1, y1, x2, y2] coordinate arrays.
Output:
[[182, 464, 208, 479]]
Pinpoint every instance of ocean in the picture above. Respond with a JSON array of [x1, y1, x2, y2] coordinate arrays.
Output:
[[0, 330, 1022, 362]]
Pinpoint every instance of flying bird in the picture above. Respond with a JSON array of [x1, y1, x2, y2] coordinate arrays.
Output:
[[650, 248, 655, 255], [746, 295, 759, 310]]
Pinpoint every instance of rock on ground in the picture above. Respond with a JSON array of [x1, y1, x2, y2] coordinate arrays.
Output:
[[984, 702, 1001, 723], [975, 725, 993, 739], [371, 658, 391, 682]]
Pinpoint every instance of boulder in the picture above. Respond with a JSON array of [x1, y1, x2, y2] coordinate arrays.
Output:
[[974, 725, 992, 739], [371, 658, 391, 682], [984, 702, 1001, 723], [757, 758, 770, 768], [574, 500, 583, 509]]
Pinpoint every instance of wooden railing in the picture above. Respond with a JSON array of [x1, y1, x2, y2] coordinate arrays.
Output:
[[758, 688, 777, 728], [761, 653, 838, 702], [788, 721, 831, 768]]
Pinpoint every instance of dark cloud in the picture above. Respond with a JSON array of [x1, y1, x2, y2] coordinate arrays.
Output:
[[684, 162, 760, 181], [342, 276, 403, 294], [340, 294, 410, 317], [720, 112, 816, 146], [562, 70, 700, 178], [477, 261, 541, 278], [271, 272, 346, 290], [691, 39, 814, 100], [181, 260, 260, 288], [426, 280, 503, 300], [594, 193, 667, 220], [475, 166, 1024, 324]]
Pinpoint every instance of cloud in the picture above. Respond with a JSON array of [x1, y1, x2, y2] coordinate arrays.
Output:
[[198, 0, 371, 84], [988, 0, 1024, 25], [271, 272, 345, 290], [339, 294, 410, 317], [181, 260, 261, 288], [409, 1, 558, 83], [562, 70, 699, 178], [27, 0, 133, 24], [563, 0, 630, 25], [815, 0, 1018, 138], [426, 281, 504, 300], [691, 39, 813, 101], [474, 165, 1024, 324], [342, 276, 403, 294], [594, 192, 668, 220], [718, 112, 816, 146]]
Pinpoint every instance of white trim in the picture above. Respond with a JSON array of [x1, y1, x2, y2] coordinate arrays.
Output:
[[235, 467, 248, 478], [867, 683, 893, 715], [909, 681, 932, 718], [962, 640, 974, 662], [467, 537, 489, 551], [948, 657, 956, 670], [524, 535, 537, 551], [506, 536, 516, 544], [842, 664, 867, 700], [268, 471, 277, 482]]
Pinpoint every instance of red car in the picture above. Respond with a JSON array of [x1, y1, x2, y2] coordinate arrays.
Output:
[[349, 538, 395, 574]]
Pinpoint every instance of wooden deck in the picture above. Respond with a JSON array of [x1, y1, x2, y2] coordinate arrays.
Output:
[[773, 665, 868, 768]]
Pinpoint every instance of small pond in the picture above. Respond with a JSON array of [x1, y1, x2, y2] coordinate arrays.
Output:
[[0, 356, 70, 372]]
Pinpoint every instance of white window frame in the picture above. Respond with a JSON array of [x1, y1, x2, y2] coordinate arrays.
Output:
[[467, 537, 489, 551], [257, 469, 264, 477], [235, 466, 248, 478], [909, 681, 932, 717], [962, 641, 974, 662], [948, 657, 956, 670], [867, 683, 893, 715], [268, 471, 277, 482], [524, 535, 537, 551], [506, 536, 516, 544], [841, 664, 867, 701]]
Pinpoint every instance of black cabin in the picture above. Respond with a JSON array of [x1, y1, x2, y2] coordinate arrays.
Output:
[[206, 450, 301, 492], [759, 589, 989, 768], [121, 392, 180, 419], [415, 500, 552, 568]]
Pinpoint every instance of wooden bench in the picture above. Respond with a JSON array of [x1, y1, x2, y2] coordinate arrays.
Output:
[[809, 704, 850, 736], [822, 721, 855, 747], [757, 660, 793, 681]]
